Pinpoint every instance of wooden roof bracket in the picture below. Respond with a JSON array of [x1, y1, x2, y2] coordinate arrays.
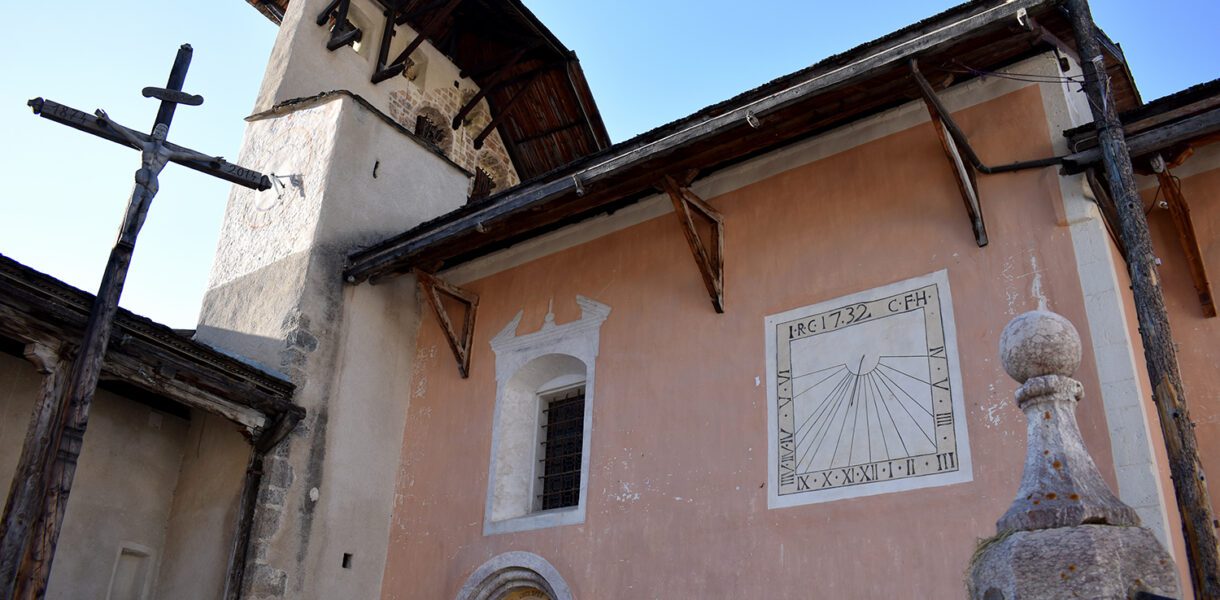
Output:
[[371, 0, 462, 84], [317, 0, 363, 52], [417, 270, 479, 378], [910, 59, 1069, 242], [660, 175, 725, 313], [912, 61, 988, 247], [1152, 156, 1216, 317], [1083, 167, 1129, 261], [1016, 10, 1080, 69]]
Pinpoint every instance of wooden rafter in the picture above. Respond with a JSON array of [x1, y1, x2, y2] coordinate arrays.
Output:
[[660, 176, 724, 313], [472, 68, 548, 149], [453, 60, 558, 130], [1155, 166, 1216, 317], [371, 0, 461, 84], [920, 96, 988, 247], [417, 271, 479, 378]]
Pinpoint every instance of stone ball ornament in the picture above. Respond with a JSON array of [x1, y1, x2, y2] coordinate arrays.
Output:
[[999, 310, 1082, 383]]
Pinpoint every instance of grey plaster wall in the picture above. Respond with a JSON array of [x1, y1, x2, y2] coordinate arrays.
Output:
[[0, 351, 40, 488], [154, 412, 252, 600], [197, 46, 471, 597], [45, 391, 190, 600], [0, 352, 192, 599]]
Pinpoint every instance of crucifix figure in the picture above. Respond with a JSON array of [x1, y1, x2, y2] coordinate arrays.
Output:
[[96, 111, 223, 197], [0, 44, 272, 600]]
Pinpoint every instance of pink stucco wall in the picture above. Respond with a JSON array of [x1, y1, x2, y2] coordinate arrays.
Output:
[[380, 86, 1126, 598]]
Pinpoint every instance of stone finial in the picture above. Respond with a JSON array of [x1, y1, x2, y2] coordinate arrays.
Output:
[[1000, 310, 1081, 383], [969, 310, 1177, 600], [995, 310, 1139, 533]]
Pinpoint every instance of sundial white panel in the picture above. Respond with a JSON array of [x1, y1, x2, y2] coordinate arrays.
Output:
[[765, 270, 971, 508]]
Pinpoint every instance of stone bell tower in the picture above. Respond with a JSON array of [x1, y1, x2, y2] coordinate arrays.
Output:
[[195, 0, 607, 597]]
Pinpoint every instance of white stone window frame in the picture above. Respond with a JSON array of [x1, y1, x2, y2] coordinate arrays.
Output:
[[484, 296, 610, 536]]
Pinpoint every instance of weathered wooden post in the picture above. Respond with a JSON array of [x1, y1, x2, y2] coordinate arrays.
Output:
[[0, 44, 272, 600], [968, 311, 1177, 599]]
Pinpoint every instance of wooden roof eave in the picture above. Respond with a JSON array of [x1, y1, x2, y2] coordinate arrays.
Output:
[[345, 0, 1089, 283], [0, 254, 300, 435]]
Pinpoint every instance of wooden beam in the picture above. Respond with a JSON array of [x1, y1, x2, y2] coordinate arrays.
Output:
[[318, 0, 362, 52], [1155, 166, 1216, 317], [1063, 107, 1220, 173], [922, 97, 988, 247], [1020, 13, 1080, 65], [417, 271, 478, 378], [472, 68, 547, 149], [460, 41, 540, 80], [660, 176, 724, 313], [372, 0, 461, 84], [0, 344, 67, 599], [1067, 1, 1220, 595], [1084, 168, 1128, 260], [451, 48, 536, 129]]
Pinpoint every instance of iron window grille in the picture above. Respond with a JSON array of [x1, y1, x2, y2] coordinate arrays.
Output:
[[537, 387, 585, 511]]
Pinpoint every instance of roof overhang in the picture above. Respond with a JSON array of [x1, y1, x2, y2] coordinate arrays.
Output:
[[343, 0, 1140, 284], [0, 254, 300, 434]]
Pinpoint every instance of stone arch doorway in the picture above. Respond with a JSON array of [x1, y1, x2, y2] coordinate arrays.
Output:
[[456, 551, 572, 600]]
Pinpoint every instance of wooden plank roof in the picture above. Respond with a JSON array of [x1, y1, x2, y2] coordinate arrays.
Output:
[[245, 0, 610, 181], [343, 0, 1141, 283], [0, 253, 300, 433]]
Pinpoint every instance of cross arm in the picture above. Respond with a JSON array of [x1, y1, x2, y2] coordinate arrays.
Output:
[[29, 98, 270, 191]]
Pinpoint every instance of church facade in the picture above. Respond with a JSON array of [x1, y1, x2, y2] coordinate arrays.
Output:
[[4, 0, 1220, 598]]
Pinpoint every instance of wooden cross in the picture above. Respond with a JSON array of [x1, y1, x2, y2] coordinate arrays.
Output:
[[0, 44, 271, 599]]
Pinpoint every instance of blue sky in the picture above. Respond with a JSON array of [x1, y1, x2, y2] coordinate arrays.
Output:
[[1, 1, 1216, 328]]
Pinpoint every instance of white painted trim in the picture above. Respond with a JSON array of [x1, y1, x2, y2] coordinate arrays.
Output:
[[1036, 53, 1177, 553], [483, 297, 610, 535], [444, 54, 1058, 286], [764, 269, 972, 508]]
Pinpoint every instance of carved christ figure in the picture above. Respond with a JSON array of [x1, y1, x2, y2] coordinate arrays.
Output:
[[94, 109, 221, 195]]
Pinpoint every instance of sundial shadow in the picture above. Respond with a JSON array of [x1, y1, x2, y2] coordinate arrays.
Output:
[[789, 310, 938, 473]]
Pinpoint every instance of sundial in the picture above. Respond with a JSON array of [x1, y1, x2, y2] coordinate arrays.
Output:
[[765, 270, 971, 507]]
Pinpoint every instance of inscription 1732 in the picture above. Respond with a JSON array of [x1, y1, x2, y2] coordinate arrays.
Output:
[[765, 270, 971, 507]]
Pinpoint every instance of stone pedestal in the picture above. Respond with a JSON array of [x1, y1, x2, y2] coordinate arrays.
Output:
[[968, 311, 1177, 599]]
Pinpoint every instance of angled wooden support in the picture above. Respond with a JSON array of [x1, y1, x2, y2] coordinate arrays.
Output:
[[317, 0, 362, 52], [921, 95, 988, 247], [371, 0, 461, 84], [417, 271, 479, 378], [1084, 167, 1128, 260], [1155, 164, 1216, 317], [661, 176, 725, 313]]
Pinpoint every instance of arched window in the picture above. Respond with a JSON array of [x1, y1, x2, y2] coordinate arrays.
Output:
[[484, 298, 610, 535]]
